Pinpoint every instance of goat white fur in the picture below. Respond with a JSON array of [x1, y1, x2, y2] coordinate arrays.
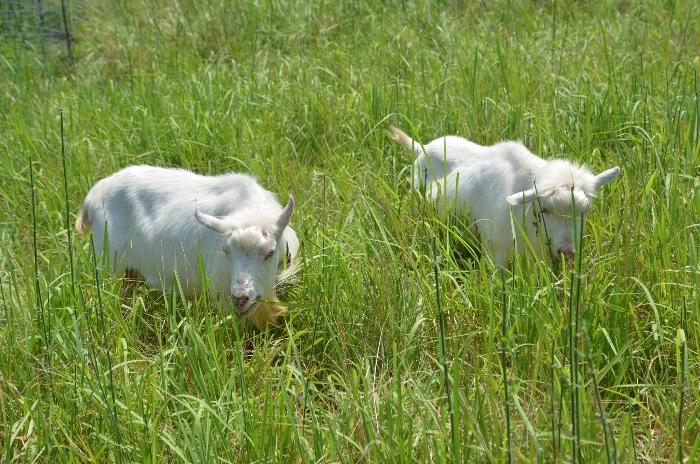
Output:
[[76, 165, 299, 329], [389, 127, 620, 266]]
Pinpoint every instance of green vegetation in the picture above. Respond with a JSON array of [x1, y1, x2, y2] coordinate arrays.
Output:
[[1, 1, 698, 461]]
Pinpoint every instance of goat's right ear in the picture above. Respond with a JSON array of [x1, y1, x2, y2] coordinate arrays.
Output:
[[275, 194, 295, 235], [594, 166, 621, 188], [195, 210, 231, 234], [506, 188, 537, 206]]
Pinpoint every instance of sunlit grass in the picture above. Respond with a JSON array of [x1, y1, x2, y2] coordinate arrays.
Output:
[[1, 0, 698, 462]]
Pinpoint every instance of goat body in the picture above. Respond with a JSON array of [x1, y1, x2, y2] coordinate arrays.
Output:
[[389, 127, 620, 266], [76, 165, 299, 329]]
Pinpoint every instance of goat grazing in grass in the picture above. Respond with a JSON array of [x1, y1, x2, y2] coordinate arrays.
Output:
[[389, 126, 620, 267], [76, 166, 299, 329]]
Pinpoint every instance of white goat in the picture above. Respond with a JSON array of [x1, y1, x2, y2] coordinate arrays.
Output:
[[389, 126, 620, 266], [76, 166, 299, 329]]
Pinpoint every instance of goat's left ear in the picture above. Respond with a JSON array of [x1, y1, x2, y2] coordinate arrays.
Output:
[[506, 188, 538, 206], [594, 166, 621, 188], [195, 210, 233, 234], [275, 194, 295, 235]]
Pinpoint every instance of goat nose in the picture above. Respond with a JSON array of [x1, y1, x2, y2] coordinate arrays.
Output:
[[558, 249, 575, 261], [232, 294, 249, 310]]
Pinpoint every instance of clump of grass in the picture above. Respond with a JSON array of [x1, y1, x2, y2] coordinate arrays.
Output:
[[1, 0, 698, 461]]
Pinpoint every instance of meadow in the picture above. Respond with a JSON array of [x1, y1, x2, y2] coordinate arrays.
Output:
[[0, 0, 698, 462]]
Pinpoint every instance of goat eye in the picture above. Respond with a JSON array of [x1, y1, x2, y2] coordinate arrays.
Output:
[[264, 250, 275, 260]]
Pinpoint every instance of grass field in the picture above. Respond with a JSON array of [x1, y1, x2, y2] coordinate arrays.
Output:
[[1, 0, 699, 462]]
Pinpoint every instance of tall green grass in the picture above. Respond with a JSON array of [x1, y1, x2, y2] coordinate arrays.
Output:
[[1, 0, 698, 462]]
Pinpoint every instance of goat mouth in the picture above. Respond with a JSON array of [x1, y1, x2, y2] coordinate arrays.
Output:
[[236, 302, 258, 316]]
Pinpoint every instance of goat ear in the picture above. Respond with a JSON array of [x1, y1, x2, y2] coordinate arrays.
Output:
[[275, 194, 295, 236], [194, 210, 232, 234], [594, 166, 621, 188], [506, 188, 537, 206]]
